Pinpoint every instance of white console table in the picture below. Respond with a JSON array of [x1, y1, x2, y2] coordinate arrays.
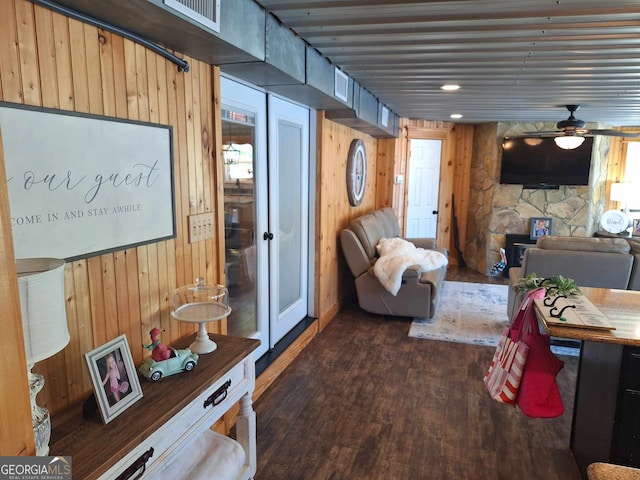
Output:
[[50, 334, 260, 480]]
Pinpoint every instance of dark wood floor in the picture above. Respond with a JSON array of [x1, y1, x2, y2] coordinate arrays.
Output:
[[253, 267, 580, 480], [445, 265, 510, 285]]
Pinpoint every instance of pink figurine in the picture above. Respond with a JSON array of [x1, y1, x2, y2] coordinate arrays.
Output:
[[143, 327, 171, 362]]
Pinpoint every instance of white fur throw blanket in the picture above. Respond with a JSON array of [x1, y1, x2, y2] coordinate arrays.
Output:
[[373, 237, 448, 296]]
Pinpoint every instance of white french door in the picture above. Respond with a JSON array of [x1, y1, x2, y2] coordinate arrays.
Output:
[[406, 139, 442, 238], [267, 96, 309, 347], [221, 77, 269, 358], [221, 77, 310, 358]]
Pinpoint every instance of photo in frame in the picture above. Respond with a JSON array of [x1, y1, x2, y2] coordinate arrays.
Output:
[[633, 219, 640, 236], [85, 335, 143, 424], [530, 217, 553, 240]]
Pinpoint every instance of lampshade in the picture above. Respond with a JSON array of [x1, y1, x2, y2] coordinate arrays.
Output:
[[554, 135, 585, 150], [17, 258, 69, 365], [610, 182, 630, 203]]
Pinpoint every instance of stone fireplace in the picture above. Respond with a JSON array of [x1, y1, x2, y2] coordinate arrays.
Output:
[[464, 122, 610, 275]]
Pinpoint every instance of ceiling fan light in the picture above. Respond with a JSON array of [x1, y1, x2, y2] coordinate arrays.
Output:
[[554, 136, 585, 150], [524, 137, 543, 146]]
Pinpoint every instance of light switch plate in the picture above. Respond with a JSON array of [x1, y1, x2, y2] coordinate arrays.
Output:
[[188, 212, 215, 243]]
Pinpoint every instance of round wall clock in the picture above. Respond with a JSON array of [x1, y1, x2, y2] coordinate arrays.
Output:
[[346, 139, 367, 206]]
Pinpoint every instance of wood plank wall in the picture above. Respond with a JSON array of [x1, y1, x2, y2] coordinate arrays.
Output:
[[0, 0, 225, 419], [315, 113, 380, 330]]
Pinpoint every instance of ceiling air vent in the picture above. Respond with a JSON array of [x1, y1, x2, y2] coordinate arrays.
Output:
[[381, 106, 389, 127], [163, 0, 220, 33], [334, 68, 349, 102]]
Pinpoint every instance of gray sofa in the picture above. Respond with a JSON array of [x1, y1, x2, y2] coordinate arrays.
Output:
[[507, 235, 640, 319], [340, 207, 448, 319]]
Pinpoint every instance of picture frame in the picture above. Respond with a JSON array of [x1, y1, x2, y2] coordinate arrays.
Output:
[[0, 102, 175, 261], [633, 219, 640, 236], [530, 217, 553, 240], [85, 335, 143, 424]]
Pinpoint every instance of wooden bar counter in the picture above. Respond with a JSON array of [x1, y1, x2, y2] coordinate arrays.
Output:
[[541, 288, 640, 346], [538, 288, 640, 479]]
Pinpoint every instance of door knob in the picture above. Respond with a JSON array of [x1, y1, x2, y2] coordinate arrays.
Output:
[[263, 232, 274, 240], [432, 210, 438, 215]]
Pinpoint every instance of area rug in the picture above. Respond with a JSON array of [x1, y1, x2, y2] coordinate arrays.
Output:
[[408, 281, 579, 356]]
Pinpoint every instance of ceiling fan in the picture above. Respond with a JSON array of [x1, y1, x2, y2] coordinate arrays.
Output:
[[522, 105, 638, 149]]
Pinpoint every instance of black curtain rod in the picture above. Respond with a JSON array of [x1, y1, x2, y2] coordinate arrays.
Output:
[[30, 0, 190, 73]]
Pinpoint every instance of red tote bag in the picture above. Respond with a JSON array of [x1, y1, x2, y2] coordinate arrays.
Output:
[[515, 290, 565, 418], [483, 288, 542, 405], [483, 326, 529, 404]]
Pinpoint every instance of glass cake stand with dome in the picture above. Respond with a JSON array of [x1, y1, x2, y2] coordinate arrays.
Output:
[[171, 277, 232, 354]]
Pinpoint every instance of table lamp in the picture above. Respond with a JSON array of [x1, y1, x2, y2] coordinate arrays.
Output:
[[610, 182, 631, 218], [17, 258, 69, 456]]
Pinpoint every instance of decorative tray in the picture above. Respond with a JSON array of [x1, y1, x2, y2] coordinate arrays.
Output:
[[534, 294, 616, 331]]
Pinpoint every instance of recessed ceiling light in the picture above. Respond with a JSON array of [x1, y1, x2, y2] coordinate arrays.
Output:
[[441, 84, 460, 91], [450, 113, 463, 119]]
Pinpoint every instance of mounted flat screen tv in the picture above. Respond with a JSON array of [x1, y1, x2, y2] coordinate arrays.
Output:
[[500, 136, 594, 188]]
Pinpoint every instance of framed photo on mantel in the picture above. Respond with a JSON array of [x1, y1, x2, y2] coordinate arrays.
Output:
[[0, 102, 176, 261], [530, 217, 552, 241]]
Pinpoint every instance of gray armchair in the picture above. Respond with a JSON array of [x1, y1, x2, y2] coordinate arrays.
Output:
[[340, 208, 448, 319]]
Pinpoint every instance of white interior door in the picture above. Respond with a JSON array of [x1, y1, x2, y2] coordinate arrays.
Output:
[[406, 139, 442, 238], [267, 95, 309, 347]]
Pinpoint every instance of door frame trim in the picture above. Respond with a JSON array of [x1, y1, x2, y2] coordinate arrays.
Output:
[[404, 126, 452, 250]]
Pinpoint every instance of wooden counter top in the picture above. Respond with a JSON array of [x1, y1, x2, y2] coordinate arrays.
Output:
[[587, 462, 640, 480], [540, 288, 640, 346]]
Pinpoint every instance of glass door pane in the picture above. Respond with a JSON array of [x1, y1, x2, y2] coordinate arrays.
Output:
[[277, 121, 302, 309], [222, 109, 257, 339]]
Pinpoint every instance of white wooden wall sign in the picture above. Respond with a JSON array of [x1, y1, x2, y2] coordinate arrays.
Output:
[[0, 103, 175, 261]]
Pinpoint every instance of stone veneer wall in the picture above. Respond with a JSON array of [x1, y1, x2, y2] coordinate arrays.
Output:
[[465, 121, 610, 275]]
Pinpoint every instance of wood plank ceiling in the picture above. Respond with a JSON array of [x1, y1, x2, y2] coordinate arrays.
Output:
[[255, 0, 640, 125]]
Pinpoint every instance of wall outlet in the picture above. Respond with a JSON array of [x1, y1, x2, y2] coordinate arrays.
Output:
[[188, 212, 215, 243]]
